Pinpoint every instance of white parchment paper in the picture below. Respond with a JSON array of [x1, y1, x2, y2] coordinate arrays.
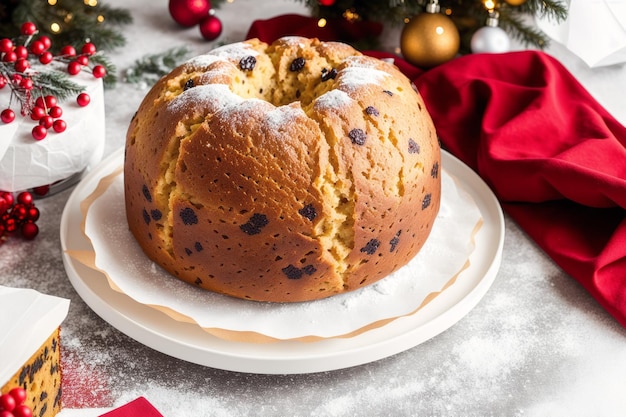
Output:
[[83, 168, 481, 340]]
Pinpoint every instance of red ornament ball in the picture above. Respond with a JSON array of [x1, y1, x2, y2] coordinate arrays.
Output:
[[20, 22, 37, 36], [32, 125, 47, 140], [53, 119, 67, 133], [1, 109, 15, 124], [21, 222, 39, 240], [169, 0, 211, 27], [319, 0, 336, 5], [199, 14, 222, 41], [77, 93, 91, 107]]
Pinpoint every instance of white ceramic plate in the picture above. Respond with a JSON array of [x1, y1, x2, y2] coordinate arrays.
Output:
[[60, 147, 504, 375]]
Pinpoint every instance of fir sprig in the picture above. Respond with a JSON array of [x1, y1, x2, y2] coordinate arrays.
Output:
[[30, 71, 85, 101], [123, 47, 193, 87]]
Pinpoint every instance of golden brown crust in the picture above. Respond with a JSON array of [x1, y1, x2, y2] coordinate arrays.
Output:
[[124, 37, 440, 302]]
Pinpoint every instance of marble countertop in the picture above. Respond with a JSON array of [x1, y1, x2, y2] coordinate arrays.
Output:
[[3, 1, 626, 415]]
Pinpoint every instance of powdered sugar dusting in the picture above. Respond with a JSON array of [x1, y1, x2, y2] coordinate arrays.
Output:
[[167, 84, 243, 114], [313, 89, 354, 111], [183, 54, 223, 71], [265, 105, 306, 131], [337, 56, 390, 90], [209, 41, 259, 61]]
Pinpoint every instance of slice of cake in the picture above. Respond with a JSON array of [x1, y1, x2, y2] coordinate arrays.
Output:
[[0, 286, 70, 417]]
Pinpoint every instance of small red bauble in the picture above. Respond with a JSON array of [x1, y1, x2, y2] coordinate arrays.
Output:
[[60, 45, 77, 57], [44, 95, 58, 108], [20, 22, 37, 36], [14, 58, 30, 73], [21, 222, 39, 240], [92, 65, 106, 78], [77, 93, 91, 107], [0, 393, 16, 412], [39, 51, 53, 64], [9, 387, 27, 405], [0, 38, 12, 53], [81, 42, 97, 56], [76, 55, 89, 66], [67, 61, 82, 75], [199, 14, 222, 41], [2, 51, 16, 63], [169, 0, 211, 27], [17, 192, 33, 205], [39, 115, 54, 128], [30, 106, 46, 121], [14, 46, 28, 60], [1, 109, 15, 123], [12, 404, 33, 417], [32, 125, 48, 140], [19, 77, 33, 90], [30, 40, 46, 55], [27, 206, 40, 221], [38, 36, 52, 50], [49, 105, 63, 118], [53, 119, 67, 133]]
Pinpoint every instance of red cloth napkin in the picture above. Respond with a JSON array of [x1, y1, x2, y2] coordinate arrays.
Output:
[[246, 16, 626, 328], [99, 397, 163, 417]]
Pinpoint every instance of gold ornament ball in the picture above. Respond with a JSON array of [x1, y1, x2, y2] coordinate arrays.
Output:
[[504, 0, 527, 5], [401, 12, 460, 68]]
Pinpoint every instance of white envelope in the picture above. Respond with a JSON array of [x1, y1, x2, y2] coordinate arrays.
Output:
[[536, 0, 626, 67]]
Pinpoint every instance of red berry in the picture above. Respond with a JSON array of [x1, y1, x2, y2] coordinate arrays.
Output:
[[39, 51, 53, 64], [17, 192, 33, 206], [0, 38, 13, 53], [0, 393, 16, 411], [12, 204, 27, 221], [52, 119, 67, 133], [38, 36, 52, 50], [39, 115, 54, 128], [11, 74, 22, 83], [92, 65, 106, 78], [14, 45, 28, 60], [14, 58, 30, 73], [49, 106, 63, 118], [27, 206, 40, 221], [12, 404, 33, 417], [20, 22, 37, 36], [0, 411, 14, 417], [10, 387, 27, 406], [1, 192, 14, 206], [32, 125, 47, 140], [30, 40, 45, 55], [67, 61, 82, 75], [32, 185, 50, 196], [81, 42, 97, 55], [21, 222, 39, 240], [0, 76, 6, 89], [0, 197, 8, 215], [30, 106, 46, 121], [4, 217, 16, 233], [1, 109, 15, 123], [19, 77, 33, 90], [2, 51, 16, 62], [77, 93, 90, 107], [60, 45, 76, 57], [45, 95, 58, 108], [76, 55, 89, 66]]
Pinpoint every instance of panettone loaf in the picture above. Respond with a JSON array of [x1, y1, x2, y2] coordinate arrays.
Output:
[[124, 36, 441, 302]]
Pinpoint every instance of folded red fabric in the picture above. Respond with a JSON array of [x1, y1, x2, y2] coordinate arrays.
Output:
[[246, 16, 626, 327], [99, 397, 163, 417], [246, 14, 382, 43]]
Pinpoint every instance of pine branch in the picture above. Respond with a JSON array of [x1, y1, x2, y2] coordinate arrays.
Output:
[[123, 47, 193, 87], [31, 71, 85, 101]]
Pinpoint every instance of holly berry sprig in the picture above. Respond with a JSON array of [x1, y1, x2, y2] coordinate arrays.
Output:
[[0, 387, 33, 417], [0, 21, 106, 141], [0, 190, 40, 244]]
